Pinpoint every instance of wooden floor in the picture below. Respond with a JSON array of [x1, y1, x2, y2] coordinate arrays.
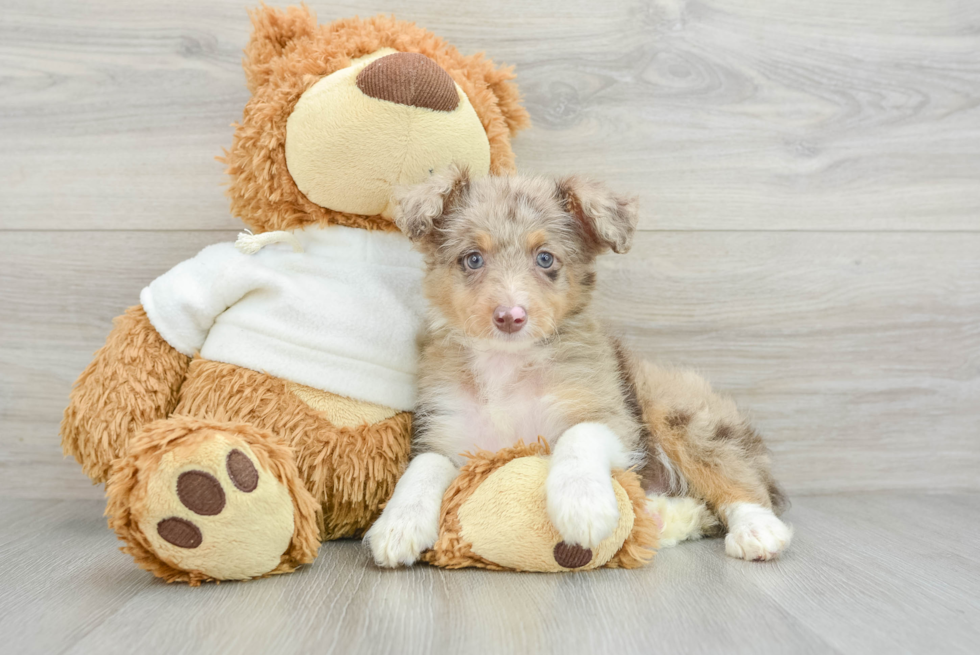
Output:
[[1, 493, 977, 655]]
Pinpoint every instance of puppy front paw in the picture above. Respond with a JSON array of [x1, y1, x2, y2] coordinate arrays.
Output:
[[724, 503, 792, 561], [364, 503, 440, 568], [546, 462, 620, 548]]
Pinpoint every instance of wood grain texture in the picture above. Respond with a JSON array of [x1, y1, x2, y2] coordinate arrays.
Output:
[[1, 0, 978, 231], [0, 494, 977, 655], [600, 231, 980, 493], [1, 1, 978, 497], [1, 231, 977, 499]]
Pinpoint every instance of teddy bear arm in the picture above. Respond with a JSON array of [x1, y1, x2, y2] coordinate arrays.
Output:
[[61, 304, 191, 483]]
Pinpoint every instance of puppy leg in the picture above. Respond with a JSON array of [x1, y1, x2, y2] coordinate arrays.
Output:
[[547, 422, 636, 548], [665, 443, 792, 560], [646, 495, 718, 547], [635, 362, 792, 560], [363, 453, 458, 567]]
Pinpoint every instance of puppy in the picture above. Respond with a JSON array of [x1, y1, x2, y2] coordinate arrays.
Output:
[[365, 165, 792, 567]]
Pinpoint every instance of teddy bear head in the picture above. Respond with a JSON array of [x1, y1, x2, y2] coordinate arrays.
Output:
[[221, 5, 530, 234]]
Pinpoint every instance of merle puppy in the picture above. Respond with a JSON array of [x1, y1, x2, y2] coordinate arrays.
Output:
[[365, 166, 791, 567]]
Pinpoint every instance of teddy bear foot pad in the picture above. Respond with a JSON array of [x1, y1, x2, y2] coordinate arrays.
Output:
[[106, 417, 320, 584]]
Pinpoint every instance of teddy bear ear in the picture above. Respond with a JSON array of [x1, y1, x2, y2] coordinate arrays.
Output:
[[242, 4, 319, 93], [471, 57, 531, 137]]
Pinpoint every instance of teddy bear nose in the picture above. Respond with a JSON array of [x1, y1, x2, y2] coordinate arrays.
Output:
[[493, 305, 527, 334], [356, 52, 459, 112]]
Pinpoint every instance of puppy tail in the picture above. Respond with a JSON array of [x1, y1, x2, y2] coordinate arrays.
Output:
[[646, 495, 721, 547]]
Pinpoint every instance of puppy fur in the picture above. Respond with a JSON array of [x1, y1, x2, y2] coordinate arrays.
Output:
[[364, 165, 791, 567]]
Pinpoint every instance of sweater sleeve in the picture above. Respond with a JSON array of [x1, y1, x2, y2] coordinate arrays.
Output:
[[139, 242, 254, 357]]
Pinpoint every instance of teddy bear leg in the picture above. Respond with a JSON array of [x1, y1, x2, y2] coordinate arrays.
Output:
[[105, 415, 320, 585], [167, 359, 412, 543], [283, 382, 413, 540], [61, 304, 191, 483], [421, 442, 659, 572]]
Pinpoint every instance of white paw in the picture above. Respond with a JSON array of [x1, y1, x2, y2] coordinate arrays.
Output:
[[724, 503, 792, 561], [546, 461, 620, 548], [364, 503, 440, 568]]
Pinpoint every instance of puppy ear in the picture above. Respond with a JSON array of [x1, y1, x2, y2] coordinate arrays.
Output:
[[394, 163, 472, 245], [555, 177, 638, 255]]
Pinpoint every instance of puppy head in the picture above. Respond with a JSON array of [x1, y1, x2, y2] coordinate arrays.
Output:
[[395, 166, 638, 346]]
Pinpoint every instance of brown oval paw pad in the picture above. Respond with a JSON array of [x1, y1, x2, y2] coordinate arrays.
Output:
[[226, 449, 258, 492], [553, 541, 593, 569], [157, 517, 202, 549], [177, 471, 226, 515]]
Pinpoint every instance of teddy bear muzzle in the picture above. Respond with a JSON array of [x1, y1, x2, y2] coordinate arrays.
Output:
[[283, 48, 492, 219]]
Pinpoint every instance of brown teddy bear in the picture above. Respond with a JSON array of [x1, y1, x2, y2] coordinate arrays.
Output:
[[61, 5, 531, 585]]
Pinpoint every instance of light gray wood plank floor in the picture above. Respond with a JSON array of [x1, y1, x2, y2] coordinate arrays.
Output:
[[0, 493, 977, 655]]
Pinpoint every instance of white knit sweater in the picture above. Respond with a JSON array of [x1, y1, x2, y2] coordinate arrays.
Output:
[[140, 225, 426, 411]]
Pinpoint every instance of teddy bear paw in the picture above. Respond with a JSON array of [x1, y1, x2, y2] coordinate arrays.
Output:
[[137, 436, 297, 580]]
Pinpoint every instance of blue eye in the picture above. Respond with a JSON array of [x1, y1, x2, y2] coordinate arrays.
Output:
[[536, 251, 555, 268], [464, 252, 484, 270]]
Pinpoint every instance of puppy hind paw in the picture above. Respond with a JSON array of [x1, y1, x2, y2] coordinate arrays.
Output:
[[724, 505, 792, 561], [646, 495, 716, 547]]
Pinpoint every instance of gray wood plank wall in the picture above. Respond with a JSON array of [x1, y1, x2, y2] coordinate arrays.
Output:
[[2, 0, 978, 500]]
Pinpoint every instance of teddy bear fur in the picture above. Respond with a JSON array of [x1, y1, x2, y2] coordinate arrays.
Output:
[[421, 440, 659, 572], [61, 5, 529, 585]]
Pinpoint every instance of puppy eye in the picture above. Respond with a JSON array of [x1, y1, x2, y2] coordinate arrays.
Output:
[[536, 251, 555, 269], [464, 252, 484, 270]]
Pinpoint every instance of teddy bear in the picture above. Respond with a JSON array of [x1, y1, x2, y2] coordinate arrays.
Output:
[[60, 5, 531, 585]]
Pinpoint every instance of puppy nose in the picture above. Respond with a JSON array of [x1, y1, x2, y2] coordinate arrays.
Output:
[[356, 52, 459, 112], [493, 305, 527, 334]]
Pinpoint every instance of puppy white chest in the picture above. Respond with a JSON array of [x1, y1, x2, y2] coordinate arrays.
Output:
[[441, 350, 564, 460]]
